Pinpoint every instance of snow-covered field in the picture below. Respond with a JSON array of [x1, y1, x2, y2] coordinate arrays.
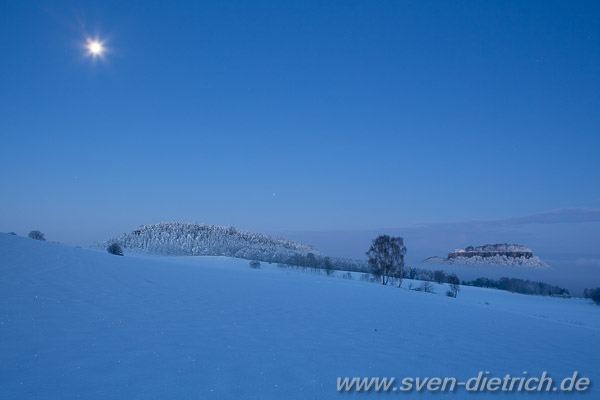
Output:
[[1, 233, 599, 399]]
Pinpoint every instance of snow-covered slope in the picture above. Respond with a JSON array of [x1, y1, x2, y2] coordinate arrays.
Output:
[[1, 233, 599, 399]]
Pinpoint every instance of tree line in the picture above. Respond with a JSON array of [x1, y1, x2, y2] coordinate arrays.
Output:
[[464, 277, 569, 297], [14, 229, 575, 300]]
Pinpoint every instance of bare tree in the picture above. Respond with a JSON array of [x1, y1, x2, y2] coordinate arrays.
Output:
[[433, 270, 447, 284], [366, 235, 407, 286], [323, 257, 334, 276], [421, 281, 435, 293], [447, 273, 460, 297]]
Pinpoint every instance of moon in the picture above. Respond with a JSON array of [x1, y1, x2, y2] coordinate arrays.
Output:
[[87, 39, 104, 57]]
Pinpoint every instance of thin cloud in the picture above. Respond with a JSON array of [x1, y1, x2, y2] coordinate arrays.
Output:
[[414, 208, 600, 230]]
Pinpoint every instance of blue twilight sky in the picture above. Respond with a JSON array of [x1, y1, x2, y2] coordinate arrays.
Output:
[[1, 1, 599, 257]]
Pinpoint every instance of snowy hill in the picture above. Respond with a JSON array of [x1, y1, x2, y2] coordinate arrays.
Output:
[[1, 233, 599, 399], [97, 222, 320, 261]]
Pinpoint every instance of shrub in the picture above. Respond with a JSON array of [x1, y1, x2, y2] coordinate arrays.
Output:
[[107, 243, 124, 256], [446, 291, 455, 297], [360, 273, 378, 283], [8, 232, 17, 236], [421, 281, 435, 293], [249, 260, 261, 269], [433, 270, 447, 284], [447, 273, 460, 298], [587, 288, 600, 305], [28, 230, 46, 241], [324, 257, 334, 276], [413, 281, 435, 293]]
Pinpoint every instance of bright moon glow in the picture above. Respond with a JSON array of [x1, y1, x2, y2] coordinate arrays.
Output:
[[86, 39, 105, 57], [90, 42, 102, 54]]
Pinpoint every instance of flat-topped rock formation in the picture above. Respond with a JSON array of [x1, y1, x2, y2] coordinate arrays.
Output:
[[448, 244, 533, 259]]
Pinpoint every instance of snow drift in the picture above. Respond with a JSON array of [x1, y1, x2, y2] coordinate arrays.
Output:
[[1, 233, 598, 399]]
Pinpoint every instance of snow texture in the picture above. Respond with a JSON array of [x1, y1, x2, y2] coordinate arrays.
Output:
[[1, 233, 598, 399]]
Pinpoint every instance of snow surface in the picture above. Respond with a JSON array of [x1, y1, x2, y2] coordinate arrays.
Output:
[[1, 233, 599, 399]]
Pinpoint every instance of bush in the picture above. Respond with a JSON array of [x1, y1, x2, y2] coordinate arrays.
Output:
[[107, 243, 124, 256], [249, 260, 261, 269], [446, 291, 455, 297], [447, 273, 460, 298], [421, 281, 435, 293], [413, 281, 435, 293], [360, 273, 378, 283], [586, 288, 600, 305], [324, 257, 334, 276], [434, 270, 447, 284], [28, 230, 45, 241], [8, 232, 17, 236]]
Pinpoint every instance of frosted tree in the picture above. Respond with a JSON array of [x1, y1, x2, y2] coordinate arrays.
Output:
[[97, 222, 321, 264], [366, 235, 407, 286], [28, 230, 46, 241]]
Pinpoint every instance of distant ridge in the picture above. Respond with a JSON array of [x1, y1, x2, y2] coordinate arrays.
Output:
[[448, 244, 533, 259], [424, 243, 549, 268], [97, 222, 320, 262]]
